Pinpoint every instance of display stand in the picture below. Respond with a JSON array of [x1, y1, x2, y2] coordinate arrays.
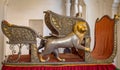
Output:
[[2, 64, 116, 70]]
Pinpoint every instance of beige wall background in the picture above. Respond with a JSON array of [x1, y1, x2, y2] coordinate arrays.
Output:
[[0, 0, 5, 69]]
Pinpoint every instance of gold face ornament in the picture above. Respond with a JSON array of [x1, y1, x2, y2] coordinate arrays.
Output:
[[74, 21, 88, 34], [73, 21, 88, 43], [73, 22, 90, 52]]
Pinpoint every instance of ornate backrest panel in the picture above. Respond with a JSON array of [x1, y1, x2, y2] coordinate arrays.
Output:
[[1, 20, 37, 44], [44, 10, 90, 36], [85, 15, 117, 64], [91, 15, 115, 59], [1, 20, 40, 63]]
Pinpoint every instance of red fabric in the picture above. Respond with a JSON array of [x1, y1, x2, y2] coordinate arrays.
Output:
[[2, 64, 116, 70], [91, 15, 115, 59]]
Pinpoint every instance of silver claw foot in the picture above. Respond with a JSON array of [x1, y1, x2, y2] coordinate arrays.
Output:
[[57, 57, 65, 62], [39, 54, 50, 62]]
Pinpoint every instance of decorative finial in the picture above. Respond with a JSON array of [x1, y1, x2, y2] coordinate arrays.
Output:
[[114, 14, 120, 20]]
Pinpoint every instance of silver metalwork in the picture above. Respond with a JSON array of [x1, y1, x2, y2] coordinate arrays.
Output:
[[1, 20, 39, 63], [37, 10, 91, 62], [1, 11, 118, 65]]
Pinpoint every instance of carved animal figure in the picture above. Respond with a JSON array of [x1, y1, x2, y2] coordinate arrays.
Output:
[[38, 21, 90, 62]]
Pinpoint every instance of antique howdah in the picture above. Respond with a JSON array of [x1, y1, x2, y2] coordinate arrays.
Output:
[[1, 10, 119, 65]]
